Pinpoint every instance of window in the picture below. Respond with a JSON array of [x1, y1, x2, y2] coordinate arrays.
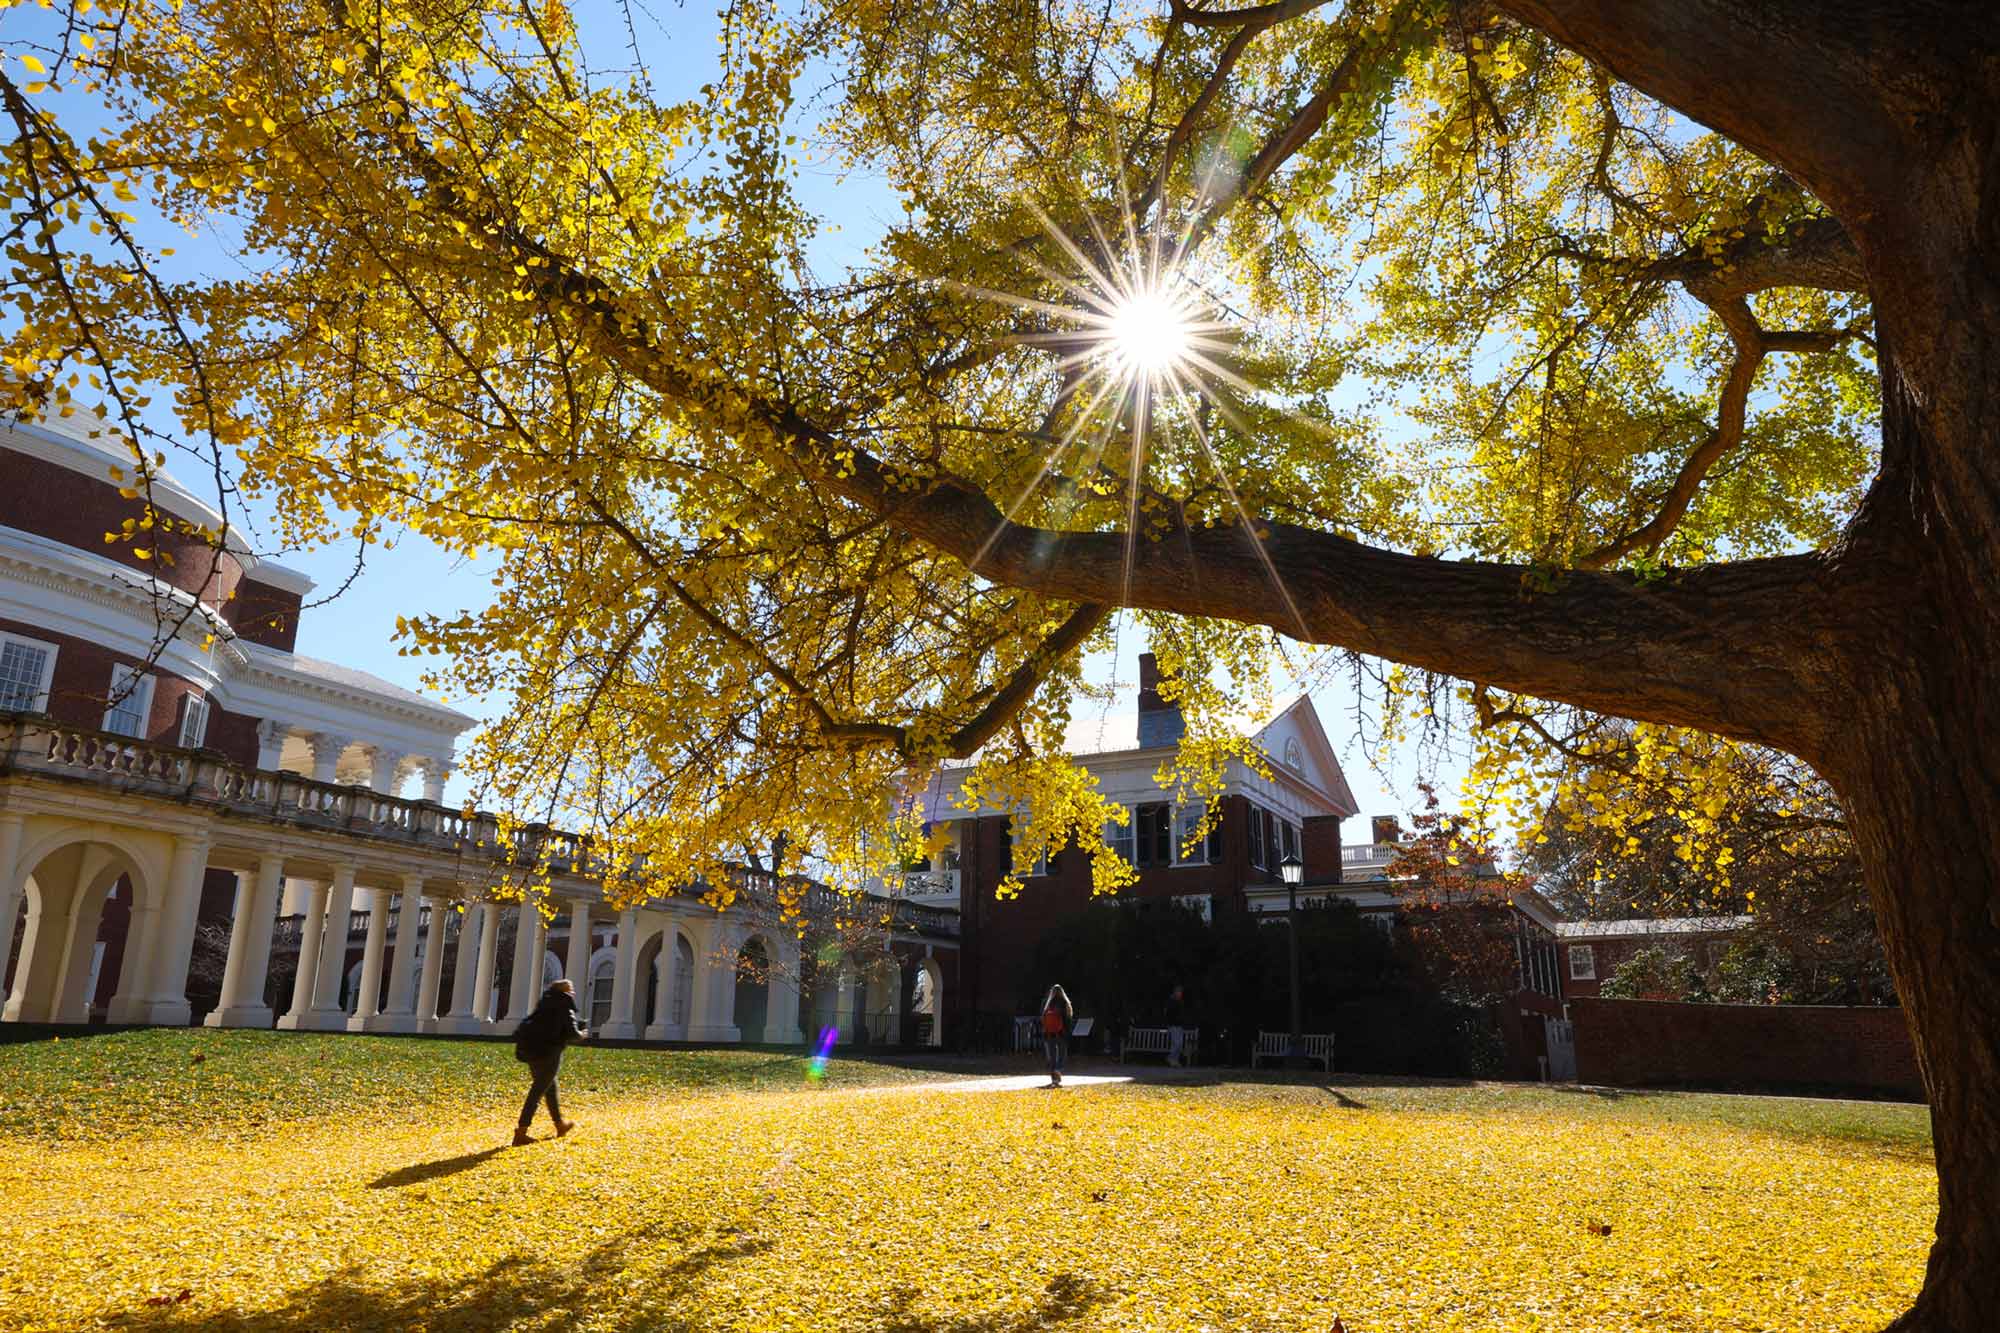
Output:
[[1246, 803, 1273, 870], [589, 956, 616, 1028], [1281, 819, 1300, 864], [1133, 803, 1173, 867], [1568, 944, 1596, 981], [1104, 813, 1135, 866], [1283, 737, 1304, 772], [178, 692, 211, 748], [101, 664, 153, 738], [0, 633, 57, 713], [1175, 804, 1214, 865]]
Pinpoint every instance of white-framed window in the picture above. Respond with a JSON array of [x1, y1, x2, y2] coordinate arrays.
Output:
[[588, 953, 617, 1028], [178, 692, 211, 748], [1283, 737, 1304, 772], [1247, 802, 1268, 869], [1104, 812, 1135, 866], [101, 664, 154, 738], [0, 632, 58, 713], [1281, 819, 1300, 864], [1568, 944, 1597, 981]]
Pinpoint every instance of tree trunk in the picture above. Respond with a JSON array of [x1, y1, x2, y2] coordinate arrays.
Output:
[[1828, 667, 2000, 1330], [1820, 292, 2000, 1330]]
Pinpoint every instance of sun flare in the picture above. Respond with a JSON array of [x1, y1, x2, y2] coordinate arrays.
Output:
[[1101, 285, 1197, 378]]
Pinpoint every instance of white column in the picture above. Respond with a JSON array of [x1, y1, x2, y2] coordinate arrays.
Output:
[[503, 902, 544, 1022], [767, 933, 805, 1046], [436, 900, 485, 1034], [206, 855, 282, 1028], [255, 719, 288, 770], [564, 900, 592, 986], [51, 847, 115, 1023], [420, 756, 451, 803], [686, 926, 742, 1043], [134, 833, 211, 1026], [276, 879, 330, 1030], [367, 874, 426, 1032], [643, 924, 672, 1041], [472, 899, 502, 1026], [411, 893, 449, 1031], [600, 909, 640, 1039], [279, 863, 357, 1030], [346, 888, 390, 1028], [306, 733, 350, 784], [366, 748, 401, 795]]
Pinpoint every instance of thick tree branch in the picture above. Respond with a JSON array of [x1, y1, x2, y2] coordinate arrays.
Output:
[[1492, 0, 1919, 219]]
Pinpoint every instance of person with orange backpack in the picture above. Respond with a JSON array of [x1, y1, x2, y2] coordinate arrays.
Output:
[[1040, 983, 1074, 1086]]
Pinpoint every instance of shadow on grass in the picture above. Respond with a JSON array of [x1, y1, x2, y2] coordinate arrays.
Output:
[[878, 1273, 1108, 1332], [367, 1147, 505, 1189], [103, 1220, 1108, 1333]]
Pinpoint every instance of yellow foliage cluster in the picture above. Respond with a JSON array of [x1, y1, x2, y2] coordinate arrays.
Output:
[[0, 1053, 1932, 1331]]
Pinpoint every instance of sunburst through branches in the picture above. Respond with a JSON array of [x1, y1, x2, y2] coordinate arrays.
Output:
[[959, 200, 1311, 637]]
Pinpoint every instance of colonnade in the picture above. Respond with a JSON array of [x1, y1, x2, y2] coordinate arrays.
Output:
[[3, 807, 848, 1048]]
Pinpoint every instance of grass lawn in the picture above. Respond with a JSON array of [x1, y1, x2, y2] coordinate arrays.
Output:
[[0, 1031, 1935, 1331]]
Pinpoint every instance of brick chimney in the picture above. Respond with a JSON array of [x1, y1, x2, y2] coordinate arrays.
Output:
[[1136, 652, 1185, 747], [1370, 814, 1402, 847], [1302, 814, 1343, 883]]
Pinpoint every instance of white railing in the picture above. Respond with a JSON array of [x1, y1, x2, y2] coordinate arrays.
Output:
[[900, 869, 960, 898], [1342, 843, 1400, 864]]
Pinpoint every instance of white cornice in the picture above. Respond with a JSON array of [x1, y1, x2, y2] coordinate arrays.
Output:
[[235, 640, 475, 733]]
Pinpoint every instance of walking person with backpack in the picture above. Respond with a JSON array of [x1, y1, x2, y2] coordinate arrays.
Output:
[[1040, 983, 1074, 1087], [512, 977, 586, 1146]]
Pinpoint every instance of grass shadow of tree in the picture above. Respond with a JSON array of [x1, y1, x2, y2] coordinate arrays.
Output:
[[877, 1273, 1108, 1332], [102, 1218, 768, 1332], [102, 1219, 1106, 1333]]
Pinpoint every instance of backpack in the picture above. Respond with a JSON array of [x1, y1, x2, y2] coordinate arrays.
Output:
[[512, 1013, 543, 1062], [1041, 1005, 1065, 1037]]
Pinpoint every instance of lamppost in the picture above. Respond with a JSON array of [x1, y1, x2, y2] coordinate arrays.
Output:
[[1279, 852, 1304, 1064]]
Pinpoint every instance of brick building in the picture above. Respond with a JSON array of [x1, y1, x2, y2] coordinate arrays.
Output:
[[894, 653, 1361, 1043], [1555, 916, 1751, 1001]]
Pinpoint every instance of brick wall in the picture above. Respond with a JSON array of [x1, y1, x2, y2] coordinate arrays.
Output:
[[0, 450, 246, 603], [1571, 996, 1923, 1100]]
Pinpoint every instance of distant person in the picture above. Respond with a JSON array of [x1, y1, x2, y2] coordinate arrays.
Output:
[[1040, 983, 1074, 1087], [1166, 984, 1188, 1067], [512, 978, 585, 1146]]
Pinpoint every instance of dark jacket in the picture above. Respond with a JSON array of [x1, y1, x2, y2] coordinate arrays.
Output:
[[514, 987, 585, 1062]]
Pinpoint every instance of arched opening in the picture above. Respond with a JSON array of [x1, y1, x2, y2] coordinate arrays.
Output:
[[911, 957, 944, 1047], [635, 931, 664, 1029], [862, 957, 901, 1046], [671, 933, 695, 1031], [4, 840, 147, 1025], [735, 937, 770, 1043]]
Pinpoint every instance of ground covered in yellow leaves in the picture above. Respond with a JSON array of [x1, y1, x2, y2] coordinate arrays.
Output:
[[0, 1032, 1934, 1331]]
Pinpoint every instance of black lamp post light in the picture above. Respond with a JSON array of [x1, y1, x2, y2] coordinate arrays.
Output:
[[1279, 852, 1304, 1066]]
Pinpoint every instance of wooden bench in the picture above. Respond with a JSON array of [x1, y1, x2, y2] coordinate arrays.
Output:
[[1251, 1030, 1335, 1071], [1122, 1025, 1199, 1064]]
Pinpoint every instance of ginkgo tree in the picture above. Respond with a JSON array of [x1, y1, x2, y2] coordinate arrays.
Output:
[[1, 0, 1994, 1324]]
